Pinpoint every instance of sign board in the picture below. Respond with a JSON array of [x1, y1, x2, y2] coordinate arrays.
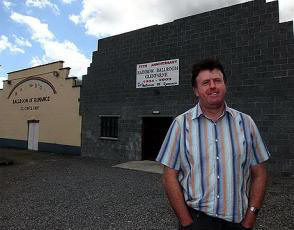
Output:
[[136, 59, 179, 88], [8, 78, 56, 111]]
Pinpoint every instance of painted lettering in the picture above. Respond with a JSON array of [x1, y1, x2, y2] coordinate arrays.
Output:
[[20, 106, 40, 111], [137, 69, 154, 75], [12, 96, 50, 104]]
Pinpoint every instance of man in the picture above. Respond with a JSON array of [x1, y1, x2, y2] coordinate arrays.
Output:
[[156, 58, 270, 230]]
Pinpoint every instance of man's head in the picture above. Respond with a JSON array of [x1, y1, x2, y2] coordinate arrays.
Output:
[[191, 58, 227, 110], [191, 58, 226, 88]]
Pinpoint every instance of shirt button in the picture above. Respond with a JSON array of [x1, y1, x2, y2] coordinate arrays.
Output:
[[216, 156, 219, 160], [217, 195, 220, 199], [215, 139, 218, 142], [217, 176, 220, 179]]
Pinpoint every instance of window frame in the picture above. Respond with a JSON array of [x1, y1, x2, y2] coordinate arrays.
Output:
[[99, 115, 120, 140]]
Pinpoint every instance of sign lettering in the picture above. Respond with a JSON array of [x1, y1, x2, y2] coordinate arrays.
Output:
[[136, 59, 179, 88], [12, 96, 50, 104]]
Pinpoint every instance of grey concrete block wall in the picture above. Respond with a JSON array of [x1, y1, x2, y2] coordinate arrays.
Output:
[[81, 0, 294, 174]]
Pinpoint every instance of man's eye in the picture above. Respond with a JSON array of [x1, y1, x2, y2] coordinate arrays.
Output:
[[202, 81, 209, 85]]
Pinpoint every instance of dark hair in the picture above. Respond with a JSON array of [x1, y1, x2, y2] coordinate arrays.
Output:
[[191, 58, 226, 87]]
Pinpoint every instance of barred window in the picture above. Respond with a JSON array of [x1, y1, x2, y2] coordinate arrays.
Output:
[[100, 116, 119, 139]]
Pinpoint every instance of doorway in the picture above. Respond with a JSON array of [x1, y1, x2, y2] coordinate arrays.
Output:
[[27, 120, 39, 151], [142, 117, 173, 160]]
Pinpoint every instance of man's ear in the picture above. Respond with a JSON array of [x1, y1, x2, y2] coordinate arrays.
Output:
[[193, 87, 199, 97]]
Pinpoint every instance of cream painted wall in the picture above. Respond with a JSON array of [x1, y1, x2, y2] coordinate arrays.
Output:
[[0, 61, 81, 148]]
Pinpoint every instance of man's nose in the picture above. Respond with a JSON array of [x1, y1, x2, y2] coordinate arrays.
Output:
[[209, 80, 216, 88]]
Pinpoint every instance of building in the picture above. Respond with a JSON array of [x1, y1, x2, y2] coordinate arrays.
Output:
[[81, 0, 294, 174], [0, 61, 81, 154]]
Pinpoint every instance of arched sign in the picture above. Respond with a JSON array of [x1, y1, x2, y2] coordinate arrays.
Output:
[[8, 76, 57, 99]]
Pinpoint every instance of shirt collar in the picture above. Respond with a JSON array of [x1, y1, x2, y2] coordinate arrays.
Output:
[[192, 102, 235, 120]]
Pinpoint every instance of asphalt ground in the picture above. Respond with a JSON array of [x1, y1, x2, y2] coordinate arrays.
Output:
[[0, 148, 293, 230]]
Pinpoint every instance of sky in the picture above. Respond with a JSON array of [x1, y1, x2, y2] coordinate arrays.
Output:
[[0, 0, 293, 89]]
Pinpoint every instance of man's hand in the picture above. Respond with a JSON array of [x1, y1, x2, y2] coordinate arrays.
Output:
[[162, 166, 193, 227], [240, 209, 257, 228], [241, 163, 267, 228]]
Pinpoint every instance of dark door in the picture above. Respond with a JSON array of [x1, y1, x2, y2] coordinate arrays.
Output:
[[142, 117, 173, 160]]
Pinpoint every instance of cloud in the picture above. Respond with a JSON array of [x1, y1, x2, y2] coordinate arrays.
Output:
[[13, 35, 32, 48], [61, 0, 75, 4], [69, 0, 163, 37], [31, 56, 48, 67], [0, 35, 25, 54], [11, 12, 54, 42], [31, 40, 91, 77], [10, 12, 90, 78], [25, 0, 60, 14], [3, 1, 13, 10], [278, 0, 294, 22], [71, 0, 294, 37], [70, 0, 253, 37], [69, 14, 80, 24], [0, 76, 7, 89]]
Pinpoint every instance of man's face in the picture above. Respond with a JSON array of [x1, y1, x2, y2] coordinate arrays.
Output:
[[193, 68, 226, 110]]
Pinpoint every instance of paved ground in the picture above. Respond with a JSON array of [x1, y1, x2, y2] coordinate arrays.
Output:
[[113, 160, 164, 174], [0, 148, 293, 230]]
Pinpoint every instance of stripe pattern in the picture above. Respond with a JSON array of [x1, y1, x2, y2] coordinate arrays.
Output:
[[156, 103, 270, 223]]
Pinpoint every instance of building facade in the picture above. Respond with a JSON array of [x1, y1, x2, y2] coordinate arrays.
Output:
[[81, 0, 294, 174], [0, 61, 81, 154]]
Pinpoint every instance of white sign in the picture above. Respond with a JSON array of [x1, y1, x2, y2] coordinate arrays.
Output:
[[136, 59, 179, 88]]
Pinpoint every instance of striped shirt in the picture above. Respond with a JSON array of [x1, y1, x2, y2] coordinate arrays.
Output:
[[156, 103, 270, 223]]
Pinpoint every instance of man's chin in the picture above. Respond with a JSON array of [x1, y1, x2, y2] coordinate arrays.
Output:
[[207, 102, 225, 109]]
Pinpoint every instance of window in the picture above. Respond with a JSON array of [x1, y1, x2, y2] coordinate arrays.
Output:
[[100, 116, 119, 139]]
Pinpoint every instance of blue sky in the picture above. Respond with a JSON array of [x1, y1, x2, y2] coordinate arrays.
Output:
[[0, 0, 293, 89]]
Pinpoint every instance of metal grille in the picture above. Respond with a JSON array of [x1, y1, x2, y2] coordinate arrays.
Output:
[[100, 116, 118, 138]]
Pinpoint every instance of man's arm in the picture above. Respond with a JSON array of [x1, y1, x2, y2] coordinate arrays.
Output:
[[162, 166, 193, 227], [241, 163, 268, 228]]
